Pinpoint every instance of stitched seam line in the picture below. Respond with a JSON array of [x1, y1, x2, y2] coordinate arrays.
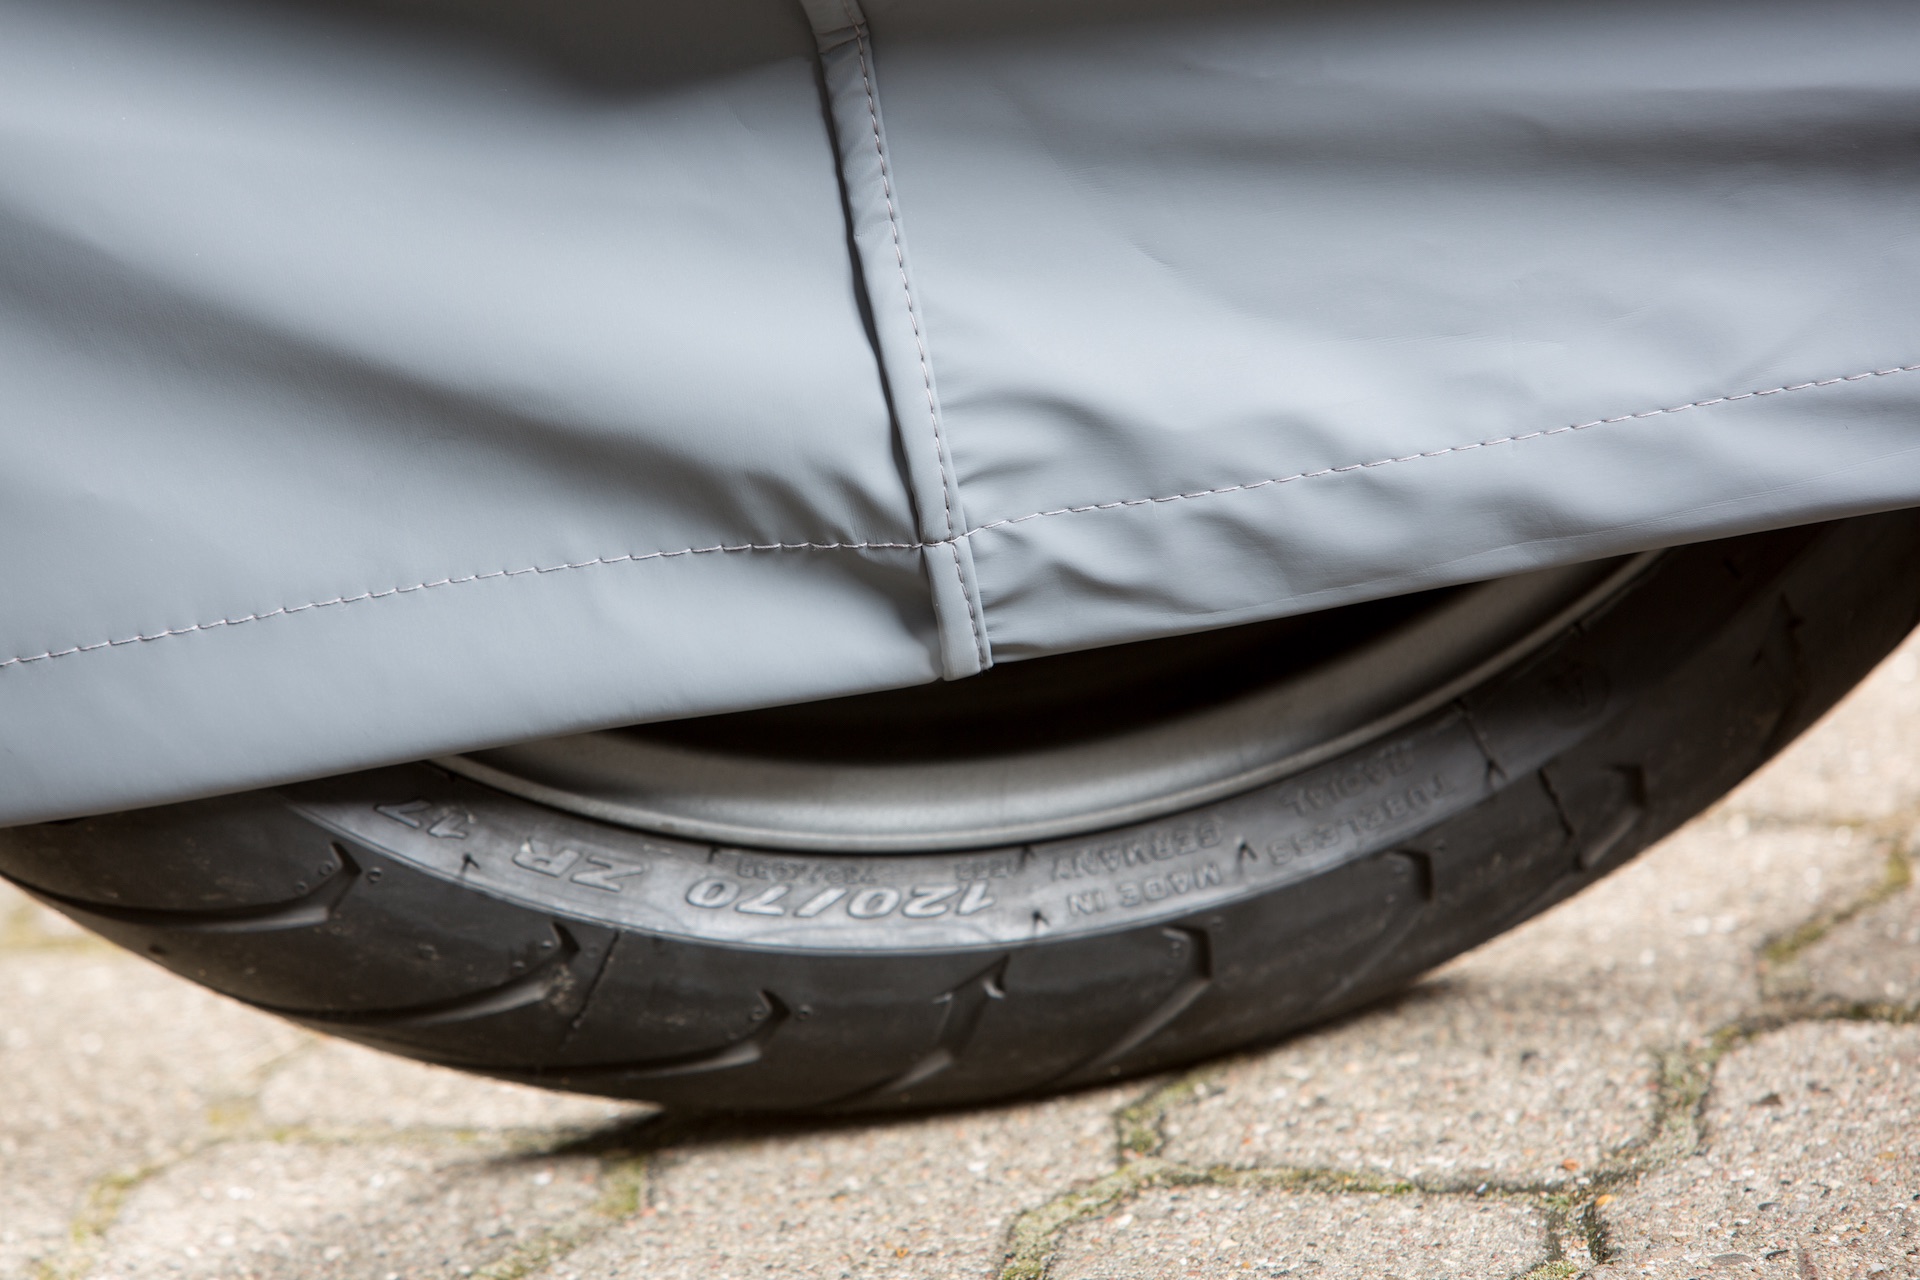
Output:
[[0, 539, 918, 670], [838, 4, 985, 662], [965, 361, 1920, 536], [5, 359, 1910, 672], [841, 7, 946, 538], [945, 539, 988, 666]]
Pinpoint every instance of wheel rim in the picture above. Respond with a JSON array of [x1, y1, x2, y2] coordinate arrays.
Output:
[[442, 556, 1651, 852]]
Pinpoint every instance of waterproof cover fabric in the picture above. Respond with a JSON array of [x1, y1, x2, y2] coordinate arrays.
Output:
[[4, 0, 1920, 824]]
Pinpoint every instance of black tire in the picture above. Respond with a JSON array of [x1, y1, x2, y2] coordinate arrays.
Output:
[[5, 513, 1919, 1113]]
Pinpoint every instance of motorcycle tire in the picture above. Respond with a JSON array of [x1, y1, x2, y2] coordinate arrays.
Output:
[[4, 511, 1917, 1113]]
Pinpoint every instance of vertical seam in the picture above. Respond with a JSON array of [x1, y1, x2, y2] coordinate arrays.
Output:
[[839, 4, 947, 538], [837, 2, 986, 660], [946, 540, 984, 663]]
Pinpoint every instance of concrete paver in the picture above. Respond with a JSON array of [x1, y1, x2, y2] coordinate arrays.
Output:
[[1590, 1022, 1920, 1279], [1050, 1186, 1549, 1280], [4, 628, 1920, 1280], [0, 943, 306, 1279], [90, 1139, 606, 1280], [1789, 868, 1920, 1012], [546, 1091, 1125, 1280]]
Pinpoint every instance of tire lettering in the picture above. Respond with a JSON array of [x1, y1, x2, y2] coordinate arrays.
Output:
[[735, 884, 790, 916], [846, 887, 901, 919], [375, 800, 468, 839], [1067, 889, 1106, 915], [570, 855, 645, 893], [425, 811, 471, 839], [902, 885, 959, 918], [1115, 861, 1225, 908], [956, 881, 995, 916], [376, 799, 433, 828], [794, 887, 847, 918], [686, 878, 740, 909], [513, 842, 581, 877]]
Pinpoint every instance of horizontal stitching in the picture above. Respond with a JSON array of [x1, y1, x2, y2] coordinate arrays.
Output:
[[0, 539, 918, 670], [964, 361, 1920, 536], [2, 358, 1911, 673]]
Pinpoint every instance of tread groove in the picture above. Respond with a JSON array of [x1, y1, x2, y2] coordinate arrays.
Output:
[[5, 845, 361, 934], [1062, 927, 1212, 1082], [269, 923, 578, 1029], [499, 991, 790, 1082], [1302, 852, 1433, 1017], [837, 959, 1010, 1105]]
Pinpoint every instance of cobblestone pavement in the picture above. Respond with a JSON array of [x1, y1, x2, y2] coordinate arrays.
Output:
[[5, 641, 1920, 1280]]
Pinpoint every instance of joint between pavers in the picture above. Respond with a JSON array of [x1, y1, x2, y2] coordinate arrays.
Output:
[[1760, 840, 1913, 984], [1578, 1196, 1617, 1265], [990, 1049, 1641, 1280], [31, 1147, 208, 1280], [997, 1159, 1179, 1280], [1113, 1067, 1224, 1161], [992, 1069, 1225, 1280], [992, 1153, 1608, 1280], [458, 1113, 729, 1280]]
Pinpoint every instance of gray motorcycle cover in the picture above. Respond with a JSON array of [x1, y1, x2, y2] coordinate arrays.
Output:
[[4, 0, 1919, 823]]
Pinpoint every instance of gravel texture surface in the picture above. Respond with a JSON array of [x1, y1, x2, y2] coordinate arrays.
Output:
[[4, 636, 1919, 1280]]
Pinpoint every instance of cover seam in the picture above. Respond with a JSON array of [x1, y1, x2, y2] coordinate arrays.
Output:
[[841, 4, 948, 539], [966, 361, 1920, 536], [0, 539, 918, 670], [4, 359, 1911, 672], [838, 2, 987, 663]]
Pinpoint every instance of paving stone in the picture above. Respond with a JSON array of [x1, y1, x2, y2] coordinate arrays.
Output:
[[1050, 1184, 1549, 1280], [533, 1089, 1126, 1280], [259, 1040, 651, 1135], [1160, 820, 1891, 1188], [1789, 859, 1920, 1010], [86, 1136, 606, 1279], [0, 947, 307, 1279], [1725, 635, 1920, 826], [1591, 1021, 1920, 1280]]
